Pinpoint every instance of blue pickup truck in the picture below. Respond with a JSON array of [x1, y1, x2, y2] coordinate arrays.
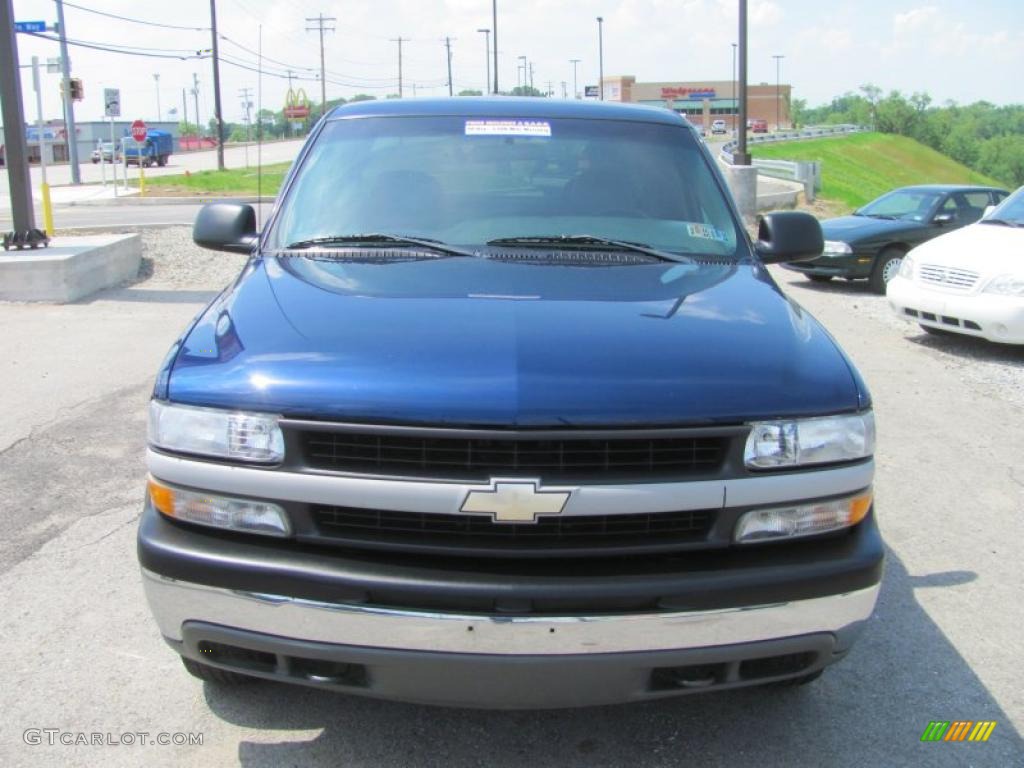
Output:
[[122, 128, 173, 167], [139, 98, 882, 708]]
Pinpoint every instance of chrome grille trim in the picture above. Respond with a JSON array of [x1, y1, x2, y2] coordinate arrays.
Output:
[[918, 264, 980, 290]]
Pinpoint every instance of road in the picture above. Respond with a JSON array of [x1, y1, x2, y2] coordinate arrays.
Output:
[[0, 230, 1021, 767], [0, 202, 273, 231]]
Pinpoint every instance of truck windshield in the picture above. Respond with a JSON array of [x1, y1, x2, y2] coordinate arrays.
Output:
[[269, 115, 741, 258]]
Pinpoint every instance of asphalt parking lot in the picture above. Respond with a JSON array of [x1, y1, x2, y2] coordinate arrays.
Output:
[[0, 228, 1021, 767]]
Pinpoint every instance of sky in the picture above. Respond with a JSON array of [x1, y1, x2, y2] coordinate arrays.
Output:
[[8, 0, 1024, 127]]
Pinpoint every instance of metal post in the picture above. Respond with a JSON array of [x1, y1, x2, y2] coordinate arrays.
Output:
[[736, 0, 750, 165], [0, 0, 38, 240], [31, 57, 54, 235], [731, 43, 737, 132], [110, 117, 118, 197], [210, 0, 225, 169], [55, 0, 81, 184], [491, 0, 498, 94], [570, 59, 580, 99], [192, 73, 201, 139], [477, 29, 490, 95], [596, 17, 604, 101], [182, 88, 188, 133], [773, 54, 785, 130], [445, 37, 453, 96], [153, 73, 161, 121]]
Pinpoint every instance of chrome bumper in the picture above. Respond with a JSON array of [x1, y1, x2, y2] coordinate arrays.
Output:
[[143, 568, 880, 656]]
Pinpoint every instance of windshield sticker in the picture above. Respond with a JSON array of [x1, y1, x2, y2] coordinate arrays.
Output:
[[686, 223, 729, 242], [465, 119, 552, 137]]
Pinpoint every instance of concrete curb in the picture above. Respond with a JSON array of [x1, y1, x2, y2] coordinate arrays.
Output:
[[68, 195, 276, 207]]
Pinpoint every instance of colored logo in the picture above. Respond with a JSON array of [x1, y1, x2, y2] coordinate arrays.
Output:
[[920, 721, 996, 742]]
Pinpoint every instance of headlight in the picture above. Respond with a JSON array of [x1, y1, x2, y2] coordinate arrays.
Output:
[[148, 477, 290, 536], [898, 255, 915, 280], [734, 489, 873, 543], [744, 412, 875, 469], [148, 401, 284, 463], [822, 240, 853, 256], [983, 274, 1024, 297]]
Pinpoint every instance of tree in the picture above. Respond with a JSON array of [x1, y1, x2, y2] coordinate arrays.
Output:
[[458, 89, 483, 96], [977, 135, 1024, 186], [349, 94, 376, 103], [508, 85, 543, 97]]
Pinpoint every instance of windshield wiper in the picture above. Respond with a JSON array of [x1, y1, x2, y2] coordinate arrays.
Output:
[[980, 218, 1022, 228], [283, 233, 477, 258], [860, 213, 899, 220], [486, 235, 696, 263]]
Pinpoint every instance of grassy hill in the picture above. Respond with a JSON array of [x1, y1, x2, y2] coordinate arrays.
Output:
[[752, 132, 1002, 210]]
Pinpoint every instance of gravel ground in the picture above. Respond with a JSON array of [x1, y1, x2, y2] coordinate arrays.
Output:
[[136, 226, 248, 291]]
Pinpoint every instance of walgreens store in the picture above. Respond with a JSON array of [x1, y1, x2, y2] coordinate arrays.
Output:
[[600, 76, 792, 130]]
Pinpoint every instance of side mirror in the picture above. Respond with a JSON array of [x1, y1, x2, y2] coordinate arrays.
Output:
[[933, 211, 955, 226], [754, 211, 824, 264], [193, 203, 258, 254], [982, 204, 996, 219]]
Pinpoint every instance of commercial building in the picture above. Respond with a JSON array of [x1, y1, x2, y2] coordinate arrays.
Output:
[[600, 76, 792, 131], [1, 120, 181, 166]]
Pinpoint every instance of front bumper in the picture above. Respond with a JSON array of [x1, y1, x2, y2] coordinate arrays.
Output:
[[888, 276, 1024, 344], [139, 500, 883, 707], [783, 251, 874, 279]]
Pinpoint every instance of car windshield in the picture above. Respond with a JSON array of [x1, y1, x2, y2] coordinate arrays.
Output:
[[983, 186, 1024, 226], [268, 115, 741, 258], [857, 189, 943, 221]]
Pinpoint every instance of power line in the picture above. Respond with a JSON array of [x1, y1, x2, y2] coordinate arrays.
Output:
[[24, 31, 205, 60], [58, 0, 210, 31]]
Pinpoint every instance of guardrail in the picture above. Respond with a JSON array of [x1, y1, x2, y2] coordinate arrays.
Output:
[[719, 124, 865, 202]]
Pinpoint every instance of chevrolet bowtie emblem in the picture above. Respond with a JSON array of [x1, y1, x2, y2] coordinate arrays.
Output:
[[460, 481, 572, 523]]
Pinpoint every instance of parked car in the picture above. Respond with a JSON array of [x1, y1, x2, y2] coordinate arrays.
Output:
[[783, 184, 1010, 293], [750, 119, 768, 133], [90, 142, 120, 163], [140, 98, 882, 708], [887, 186, 1024, 344], [711, 119, 727, 134]]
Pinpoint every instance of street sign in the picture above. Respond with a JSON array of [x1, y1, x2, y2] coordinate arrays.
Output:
[[131, 120, 147, 143], [14, 20, 47, 33], [104, 88, 121, 118], [584, 85, 599, 98], [283, 105, 310, 119]]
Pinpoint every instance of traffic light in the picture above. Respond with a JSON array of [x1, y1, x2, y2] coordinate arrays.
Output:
[[69, 78, 83, 102]]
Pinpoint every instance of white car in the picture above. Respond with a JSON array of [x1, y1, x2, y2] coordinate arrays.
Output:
[[887, 186, 1024, 344], [711, 119, 727, 134]]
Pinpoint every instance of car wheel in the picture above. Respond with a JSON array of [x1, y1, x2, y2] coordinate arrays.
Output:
[[807, 275, 833, 283], [870, 248, 904, 294], [180, 657, 253, 685]]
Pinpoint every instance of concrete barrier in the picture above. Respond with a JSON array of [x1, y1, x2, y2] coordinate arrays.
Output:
[[0, 234, 142, 302], [721, 164, 758, 222]]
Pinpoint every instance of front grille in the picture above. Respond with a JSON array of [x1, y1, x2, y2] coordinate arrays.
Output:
[[919, 264, 980, 290], [312, 504, 713, 555], [300, 430, 729, 480]]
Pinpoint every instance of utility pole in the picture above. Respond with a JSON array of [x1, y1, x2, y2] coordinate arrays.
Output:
[[444, 37, 454, 96], [477, 29, 490, 95], [545, 81, 552, 97], [239, 87, 253, 167], [1, 0, 38, 239], [529, 62, 534, 90], [731, 43, 737, 131], [153, 74, 161, 121], [491, 0, 498, 94], [596, 16, 604, 100], [306, 13, 336, 116], [192, 73, 201, 138], [182, 88, 188, 131], [773, 54, 785, 130], [210, 0, 225, 169], [569, 59, 580, 99], [55, 0, 81, 184], [517, 55, 526, 89], [561, 81, 567, 99], [390, 37, 408, 97], [736, 0, 750, 165]]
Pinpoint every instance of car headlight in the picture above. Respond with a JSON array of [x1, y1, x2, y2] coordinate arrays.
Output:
[[983, 274, 1024, 297], [148, 401, 285, 463], [744, 412, 875, 469], [148, 477, 290, 536], [898, 255, 915, 280], [822, 240, 853, 256], [734, 489, 873, 543]]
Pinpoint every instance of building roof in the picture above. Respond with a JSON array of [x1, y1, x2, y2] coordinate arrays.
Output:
[[327, 97, 689, 126]]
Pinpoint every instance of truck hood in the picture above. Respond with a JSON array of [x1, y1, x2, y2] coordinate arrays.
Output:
[[167, 254, 865, 426], [822, 215, 925, 243]]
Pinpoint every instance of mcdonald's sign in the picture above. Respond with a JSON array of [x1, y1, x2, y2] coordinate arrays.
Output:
[[284, 88, 311, 120]]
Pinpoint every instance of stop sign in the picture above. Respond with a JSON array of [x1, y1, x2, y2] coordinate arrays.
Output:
[[130, 119, 147, 143]]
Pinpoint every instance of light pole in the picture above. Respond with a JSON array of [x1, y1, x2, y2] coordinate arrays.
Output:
[[596, 17, 604, 100], [477, 29, 490, 95], [731, 43, 737, 132], [517, 55, 526, 90], [736, 0, 750, 165], [153, 73, 161, 121], [570, 59, 580, 99], [773, 54, 785, 130], [491, 0, 498, 94]]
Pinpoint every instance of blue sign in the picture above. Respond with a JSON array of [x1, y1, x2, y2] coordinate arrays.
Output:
[[687, 90, 717, 100], [15, 21, 47, 33]]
